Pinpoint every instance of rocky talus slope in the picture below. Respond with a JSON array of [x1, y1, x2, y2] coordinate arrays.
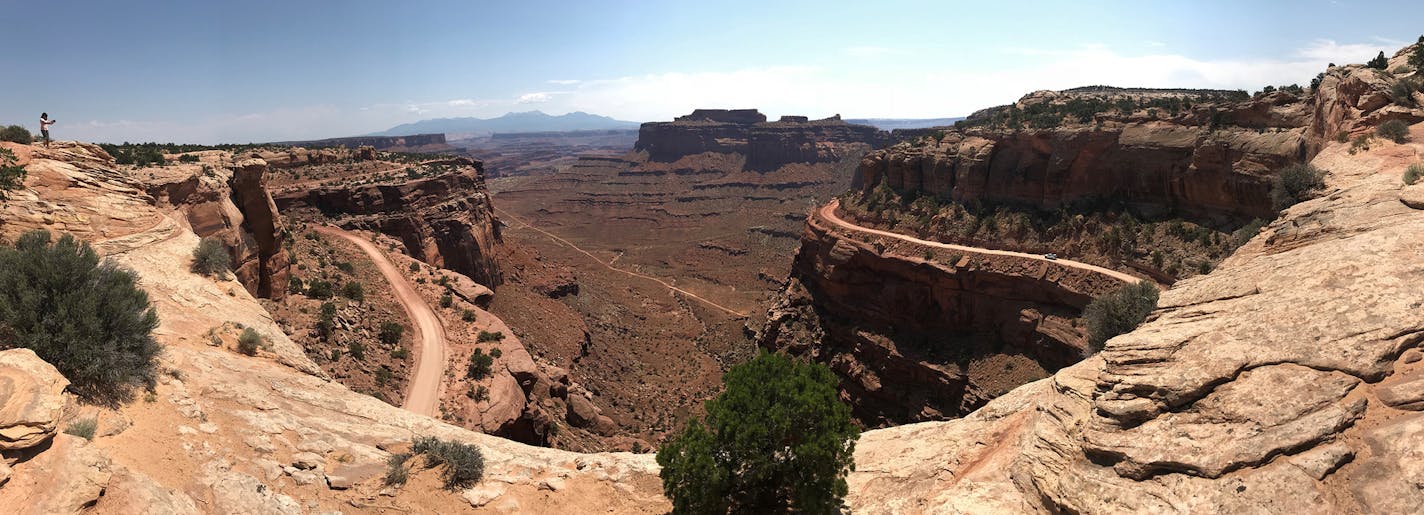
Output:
[[0, 142, 665, 513], [275, 158, 503, 287]]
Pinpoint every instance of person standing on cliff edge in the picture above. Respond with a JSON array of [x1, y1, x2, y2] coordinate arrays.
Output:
[[39, 113, 55, 148]]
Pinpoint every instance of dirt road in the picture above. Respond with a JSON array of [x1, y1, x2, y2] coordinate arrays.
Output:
[[314, 226, 448, 416], [820, 199, 1142, 284]]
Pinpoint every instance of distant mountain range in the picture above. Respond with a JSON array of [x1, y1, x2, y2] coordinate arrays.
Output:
[[371, 111, 641, 137], [846, 117, 965, 130]]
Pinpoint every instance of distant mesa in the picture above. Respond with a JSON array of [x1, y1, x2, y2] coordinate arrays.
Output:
[[274, 133, 449, 152], [636, 109, 886, 170]]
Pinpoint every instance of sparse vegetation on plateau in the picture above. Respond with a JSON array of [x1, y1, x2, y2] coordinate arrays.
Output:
[[1, 125, 32, 144], [379, 321, 404, 345], [657, 351, 858, 514], [1084, 281, 1160, 354], [64, 418, 98, 440], [1367, 51, 1390, 70], [0, 230, 161, 405], [411, 436, 485, 490], [1405, 163, 1424, 185], [1377, 119, 1411, 143], [1, 148, 27, 199], [1270, 163, 1327, 210], [191, 237, 231, 277], [237, 327, 262, 356], [467, 349, 494, 380]]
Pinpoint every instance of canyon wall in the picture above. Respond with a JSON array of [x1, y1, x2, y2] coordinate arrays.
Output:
[[274, 133, 449, 151], [635, 109, 889, 171], [275, 159, 503, 286], [758, 205, 1128, 426]]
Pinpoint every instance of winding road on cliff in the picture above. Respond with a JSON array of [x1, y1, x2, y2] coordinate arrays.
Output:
[[493, 207, 750, 318], [821, 199, 1142, 284], [314, 226, 448, 417]]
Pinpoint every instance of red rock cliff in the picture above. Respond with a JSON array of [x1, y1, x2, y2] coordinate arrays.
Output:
[[635, 110, 889, 171]]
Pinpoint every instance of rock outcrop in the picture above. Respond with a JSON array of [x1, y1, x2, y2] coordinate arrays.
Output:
[[0, 349, 68, 450], [137, 157, 292, 300], [758, 203, 1129, 426], [636, 109, 888, 171], [275, 159, 503, 286]]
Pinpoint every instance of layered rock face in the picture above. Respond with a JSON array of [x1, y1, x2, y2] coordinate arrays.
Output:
[[636, 109, 888, 171], [141, 157, 292, 299], [758, 204, 1128, 425], [276, 159, 503, 286], [858, 104, 1309, 221]]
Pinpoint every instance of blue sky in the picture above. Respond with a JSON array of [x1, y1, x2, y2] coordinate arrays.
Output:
[[4, 0, 1419, 143]]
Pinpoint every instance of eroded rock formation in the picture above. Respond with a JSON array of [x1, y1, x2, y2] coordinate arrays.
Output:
[[139, 157, 292, 299], [275, 159, 503, 286]]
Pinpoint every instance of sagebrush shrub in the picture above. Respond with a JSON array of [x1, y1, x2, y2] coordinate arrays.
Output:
[[64, 418, 98, 440], [1378, 119, 1411, 143], [467, 350, 493, 379], [1084, 281, 1160, 354], [191, 237, 231, 277], [0, 148, 26, 199], [379, 321, 403, 345], [1271, 163, 1327, 210], [1405, 163, 1424, 185], [0, 230, 161, 405], [411, 436, 484, 490], [237, 327, 262, 356], [0, 125, 32, 144]]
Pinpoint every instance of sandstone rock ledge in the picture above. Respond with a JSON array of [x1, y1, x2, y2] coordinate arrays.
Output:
[[842, 125, 1424, 513]]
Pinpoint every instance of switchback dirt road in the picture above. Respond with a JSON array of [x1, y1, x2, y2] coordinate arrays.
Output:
[[314, 226, 448, 416], [821, 199, 1141, 284]]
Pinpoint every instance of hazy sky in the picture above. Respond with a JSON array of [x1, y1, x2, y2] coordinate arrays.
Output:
[[5, 0, 1420, 143]]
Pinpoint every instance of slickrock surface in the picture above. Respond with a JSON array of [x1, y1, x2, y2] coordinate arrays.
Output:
[[841, 120, 1424, 513], [0, 349, 69, 450]]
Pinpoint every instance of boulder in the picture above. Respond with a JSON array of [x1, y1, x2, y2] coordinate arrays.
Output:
[[325, 462, 384, 490], [0, 434, 113, 514], [0, 349, 70, 450], [291, 451, 324, 470]]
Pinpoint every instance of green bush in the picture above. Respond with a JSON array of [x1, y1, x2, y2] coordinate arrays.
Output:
[[335, 261, 355, 274], [1083, 281, 1160, 354], [191, 237, 231, 277], [408, 262, 420, 273], [467, 350, 493, 380], [64, 418, 98, 440], [349, 340, 366, 361], [1378, 119, 1411, 143], [1411, 39, 1424, 68], [476, 330, 504, 343], [411, 436, 485, 490], [657, 351, 858, 514], [237, 327, 262, 356], [1270, 163, 1327, 210], [317, 301, 337, 338], [461, 309, 477, 322], [439, 293, 453, 308], [0, 125, 32, 144], [0, 148, 27, 199], [384, 452, 411, 486], [1368, 51, 1389, 69], [178, 154, 200, 163], [288, 275, 304, 294], [306, 279, 334, 299], [489, 348, 501, 359], [1391, 78, 1421, 107], [1405, 163, 1424, 185], [379, 321, 403, 345], [341, 281, 364, 302], [0, 230, 161, 405]]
